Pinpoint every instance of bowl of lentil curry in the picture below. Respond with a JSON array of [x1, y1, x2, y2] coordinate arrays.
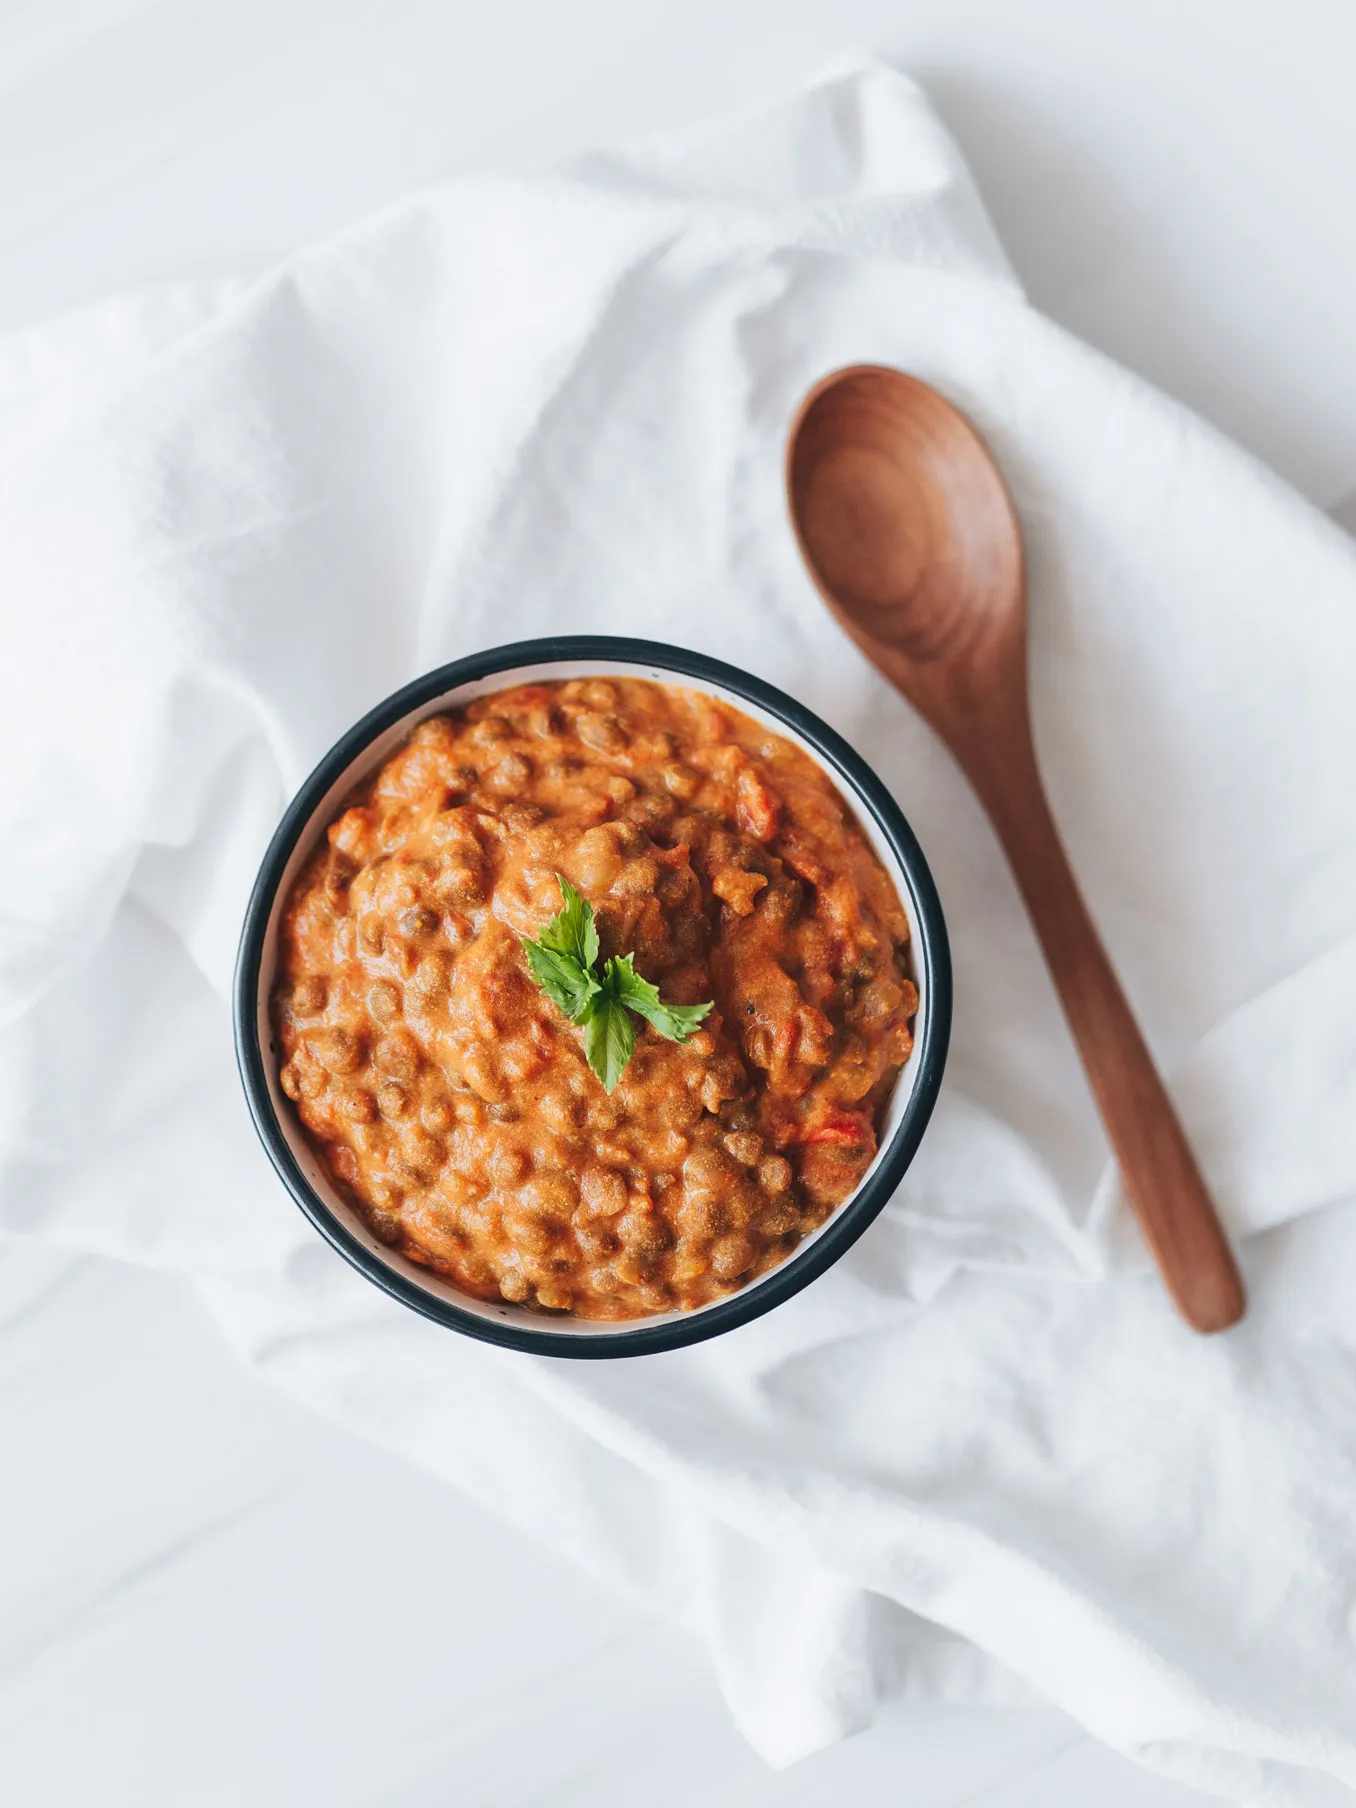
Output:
[[235, 638, 950, 1356]]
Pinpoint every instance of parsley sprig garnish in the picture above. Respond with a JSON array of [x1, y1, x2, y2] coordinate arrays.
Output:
[[522, 875, 712, 1092]]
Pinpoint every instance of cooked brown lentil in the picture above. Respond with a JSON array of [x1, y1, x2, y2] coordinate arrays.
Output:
[[274, 677, 917, 1320]]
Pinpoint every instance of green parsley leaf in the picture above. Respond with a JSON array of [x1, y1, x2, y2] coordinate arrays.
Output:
[[521, 873, 713, 1090], [581, 990, 636, 1094], [522, 938, 600, 1023], [604, 954, 713, 1043], [534, 874, 599, 970]]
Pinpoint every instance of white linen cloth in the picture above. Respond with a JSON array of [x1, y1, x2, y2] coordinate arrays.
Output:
[[3, 56, 1356, 1803]]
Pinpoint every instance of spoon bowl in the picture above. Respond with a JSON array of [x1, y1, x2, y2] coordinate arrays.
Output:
[[789, 366, 1021, 667], [787, 364, 1245, 1334]]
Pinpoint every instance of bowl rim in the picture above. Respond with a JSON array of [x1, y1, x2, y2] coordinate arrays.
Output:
[[233, 635, 951, 1357]]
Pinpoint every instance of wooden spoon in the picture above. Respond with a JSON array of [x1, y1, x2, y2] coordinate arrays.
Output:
[[786, 365, 1245, 1333]]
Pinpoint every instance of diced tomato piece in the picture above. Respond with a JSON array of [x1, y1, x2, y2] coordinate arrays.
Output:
[[328, 807, 373, 860], [778, 826, 826, 886], [735, 765, 780, 842], [800, 1112, 873, 1147]]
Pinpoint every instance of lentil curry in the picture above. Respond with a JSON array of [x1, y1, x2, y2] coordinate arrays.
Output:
[[275, 677, 917, 1320]]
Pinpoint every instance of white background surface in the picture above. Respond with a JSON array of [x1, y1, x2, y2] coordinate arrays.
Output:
[[3, 5, 1353, 1804]]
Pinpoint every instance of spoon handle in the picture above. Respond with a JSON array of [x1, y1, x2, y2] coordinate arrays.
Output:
[[978, 742, 1245, 1333]]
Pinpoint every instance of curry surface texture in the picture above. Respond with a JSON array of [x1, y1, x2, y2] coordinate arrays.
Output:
[[274, 677, 917, 1320]]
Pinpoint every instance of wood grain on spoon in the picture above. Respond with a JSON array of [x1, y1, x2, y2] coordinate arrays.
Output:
[[786, 365, 1245, 1334]]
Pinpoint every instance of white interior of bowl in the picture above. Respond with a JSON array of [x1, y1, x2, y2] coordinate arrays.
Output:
[[255, 658, 929, 1338]]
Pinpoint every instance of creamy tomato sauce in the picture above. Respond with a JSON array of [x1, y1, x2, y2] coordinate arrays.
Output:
[[274, 677, 917, 1320]]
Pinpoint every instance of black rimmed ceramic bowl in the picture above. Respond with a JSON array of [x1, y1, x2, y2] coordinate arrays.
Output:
[[234, 636, 950, 1357]]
